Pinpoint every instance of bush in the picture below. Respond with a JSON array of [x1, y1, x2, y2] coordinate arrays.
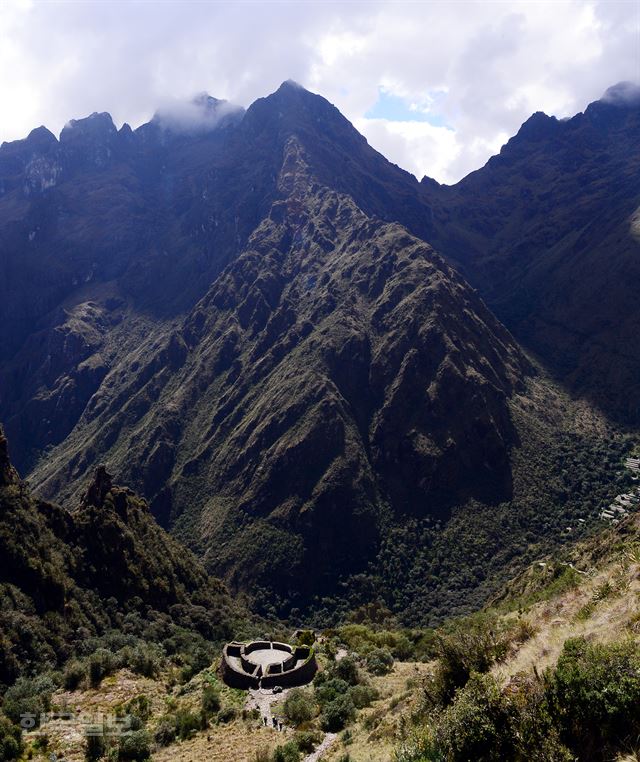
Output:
[[293, 729, 322, 753], [349, 683, 379, 709], [335, 657, 360, 686], [85, 732, 106, 761], [548, 637, 640, 760], [435, 673, 516, 761], [64, 659, 86, 690], [124, 695, 151, 724], [315, 677, 349, 706], [118, 729, 151, 761], [365, 648, 394, 676], [175, 709, 202, 739], [295, 631, 316, 647], [154, 716, 177, 746], [217, 706, 238, 724], [202, 685, 221, 715], [321, 694, 356, 732], [2, 675, 54, 726], [283, 688, 314, 726], [427, 618, 500, 706], [88, 649, 116, 688], [124, 644, 163, 678], [0, 714, 22, 761], [272, 741, 301, 762]]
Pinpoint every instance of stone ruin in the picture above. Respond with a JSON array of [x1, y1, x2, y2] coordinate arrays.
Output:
[[220, 640, 318, 689]]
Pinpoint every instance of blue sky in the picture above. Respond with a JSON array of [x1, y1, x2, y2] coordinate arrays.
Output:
[[365, 89, 452, 129]]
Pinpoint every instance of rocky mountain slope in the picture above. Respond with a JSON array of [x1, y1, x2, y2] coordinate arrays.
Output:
[[0, 427, 244, 687], [422, 82, 640, 424], [0, 81, 637, 617], [28, 135, 528, 608]]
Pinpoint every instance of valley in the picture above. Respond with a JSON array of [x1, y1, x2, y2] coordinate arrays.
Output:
[[0, 78, 639, 761]]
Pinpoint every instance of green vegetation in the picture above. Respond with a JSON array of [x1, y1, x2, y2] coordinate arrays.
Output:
[[398, 637, 640, 762], [283, 688, 314, 726], [0, 714, 22, 761], [549, 638, 640, 758]]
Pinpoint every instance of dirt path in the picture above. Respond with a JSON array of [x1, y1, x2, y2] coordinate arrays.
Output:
[[245, 687, 290, 731], [303, 732, 338, 761]]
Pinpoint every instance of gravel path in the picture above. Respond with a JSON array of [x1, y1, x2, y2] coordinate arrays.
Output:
[[245, 687, 290, 730], [303, 732, 338, 761]]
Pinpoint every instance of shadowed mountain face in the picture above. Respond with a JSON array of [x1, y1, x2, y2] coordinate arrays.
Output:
[[25, 134, 526, 603], [0, 427, 243, 686], [421, 84, 640, 424], [0, 81, 636, 611]]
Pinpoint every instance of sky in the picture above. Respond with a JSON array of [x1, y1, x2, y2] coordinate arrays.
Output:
[[1, 0, 638, 184]]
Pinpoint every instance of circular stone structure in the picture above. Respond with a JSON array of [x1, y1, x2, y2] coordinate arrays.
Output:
[[221, 640, 318, 690]]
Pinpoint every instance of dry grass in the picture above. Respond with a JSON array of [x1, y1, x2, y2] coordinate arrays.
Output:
[[493, 557, 640, 682], [322, 661, 433, 762], [24, 666, 288, 762], [25, 669, 168, 762], [153, 722, 289, 762]]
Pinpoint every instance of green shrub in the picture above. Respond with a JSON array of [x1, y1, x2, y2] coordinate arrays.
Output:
[[293, 729, 322, 753], [216, 706, 238, 724], [434, 673, 515, 761], [64, 659, 86, 691], [315, 677, 349, 706], [548, 637, 640, 760], [365, 648, 394, 676], [334, 657, 360, 686], [0, 714, 22, 761], [349, 683, 379, 709], [2, 675, 54, 725], [427, 618, 501, 706], [88, 649, 116, 688], [283, 688, 314, 726], [272, 741, 301, 762], [117, 729, 151, 761], [124, 644, 163, 678], [154, 715, 177, 746], [85, 731, 106, 761], [202, 685, 221, 715], [295, 631, 316, 647], [124, 695, 151, 724], [175, 709, 202, 739], [321, 694, 356, 732]]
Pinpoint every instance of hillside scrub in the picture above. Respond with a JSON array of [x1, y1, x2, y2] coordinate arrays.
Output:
[[399, 637, 640, 762]]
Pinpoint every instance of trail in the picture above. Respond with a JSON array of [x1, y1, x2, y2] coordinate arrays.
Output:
[[303, 732, 338, 761]]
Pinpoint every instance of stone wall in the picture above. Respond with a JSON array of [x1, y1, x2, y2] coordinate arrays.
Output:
[[220, 640, 318, 690]]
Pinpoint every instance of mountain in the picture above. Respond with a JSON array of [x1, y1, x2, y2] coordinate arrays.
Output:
[[0, 81, 635, 619], [421, 83, 640, 424], [0, 426, 244, 686]]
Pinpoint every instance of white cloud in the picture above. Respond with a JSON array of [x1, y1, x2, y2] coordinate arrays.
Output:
[[0, 0, 637, 182], [354, 118, 460, 184]]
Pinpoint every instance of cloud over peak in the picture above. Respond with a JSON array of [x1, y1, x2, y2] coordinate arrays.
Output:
[[0, 0, 637, 182]]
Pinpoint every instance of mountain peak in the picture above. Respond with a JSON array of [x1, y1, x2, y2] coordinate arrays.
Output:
[[60, 112, 117, 143], [151, 92, 245, 134], [277, 79, 305, 92], [600, 81, 640, 107]]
